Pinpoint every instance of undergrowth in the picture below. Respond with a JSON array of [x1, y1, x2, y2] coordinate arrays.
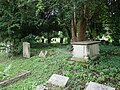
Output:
[[0, 44, 120, 90]]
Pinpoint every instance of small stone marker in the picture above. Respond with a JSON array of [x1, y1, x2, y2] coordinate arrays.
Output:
[[36, 85, 48, 90], [39, 50, 48, 58], [47, 74, 69, 87], [23, 42, 30, 58], [85, 82, 115, 90]]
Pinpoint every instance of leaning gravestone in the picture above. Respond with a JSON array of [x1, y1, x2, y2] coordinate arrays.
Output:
[[39, 50, 48, 58], [46, 74, 69, 87], [23, 42, 30, 58], [85, 82, 115, 90]]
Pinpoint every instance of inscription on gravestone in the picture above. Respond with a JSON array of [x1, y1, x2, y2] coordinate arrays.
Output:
[[23, 42, 30, 58]]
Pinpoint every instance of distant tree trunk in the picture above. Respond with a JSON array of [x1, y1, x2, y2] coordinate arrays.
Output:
[[47, 32, 51, 44], [48, 38, 51, 44], [60, 38, 63, 43], [65, 26, 71, 44], [41, 38, 44, 43]]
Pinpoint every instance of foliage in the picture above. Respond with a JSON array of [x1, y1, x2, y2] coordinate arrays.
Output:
[[0, 45, 120, 90], [0, 0, 120, 56], [100, 45, 120, 56], [0, 0, 39, 55]]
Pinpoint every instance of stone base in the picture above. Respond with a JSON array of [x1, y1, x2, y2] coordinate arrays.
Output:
[[90, 55, 100, 60], [70, 57, 89, 62], [71, 55, 99, 62]]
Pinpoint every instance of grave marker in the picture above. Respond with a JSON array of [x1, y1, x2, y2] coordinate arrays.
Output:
[[47, 74, 69, 87], [23, 42, 30, 58]]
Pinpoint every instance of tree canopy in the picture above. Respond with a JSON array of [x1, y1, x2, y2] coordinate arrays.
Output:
[[0, 0, 120, 54]]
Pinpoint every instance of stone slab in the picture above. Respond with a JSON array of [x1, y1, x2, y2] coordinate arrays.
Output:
[[85, 82, 115, 90], [36, 85, 47, 90], [47, 74, 69, 87], [71, 57, 89, 62], [71, 41, 100, 45]]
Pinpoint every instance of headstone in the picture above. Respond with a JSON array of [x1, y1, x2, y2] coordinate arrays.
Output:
[[47, 74, 69, 87], [36, 85, 47, 90], [39, 50, 48, 58], [5, 41, 11, 53], [85, 82, 115, 90], [23, 42, 30, 58]]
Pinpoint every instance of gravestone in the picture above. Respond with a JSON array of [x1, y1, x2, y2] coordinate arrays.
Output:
[[23, 42, 30, 58], [85, 82, 115, 90], [5, 42, 10, 53], [39, 50, 48, 58], [47, 74, 69, 87]]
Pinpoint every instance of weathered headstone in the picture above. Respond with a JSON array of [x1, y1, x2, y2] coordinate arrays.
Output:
[[39, 50, 48, 58], [47, 74, 69, 87], [85, 82, 115, 90], [5, 41, 12, 53], [23, 42, 30, 58]]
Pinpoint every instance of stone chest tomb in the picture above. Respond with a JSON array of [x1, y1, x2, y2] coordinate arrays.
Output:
[[71, 41, 100, 62]]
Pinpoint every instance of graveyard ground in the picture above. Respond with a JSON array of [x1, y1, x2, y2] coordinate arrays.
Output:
[[0, 44, 120, 90]]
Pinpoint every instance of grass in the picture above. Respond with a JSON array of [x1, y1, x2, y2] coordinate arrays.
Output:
[[0, 44, 120, 90]]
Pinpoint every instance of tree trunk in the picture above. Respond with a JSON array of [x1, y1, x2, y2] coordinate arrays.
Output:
[[41, 38, 44, 43], [47, 38, 51, 44], [71, 3, 77, 42], [60, 38, 63, 43], [77, 2, 88, 41], [47, 32, 51, 44], [77, 19, 87, 41]]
